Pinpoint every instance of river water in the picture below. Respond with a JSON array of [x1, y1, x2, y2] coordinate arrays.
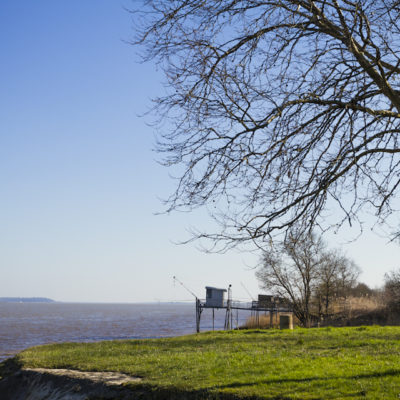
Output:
[[0, 302, 250, 362]]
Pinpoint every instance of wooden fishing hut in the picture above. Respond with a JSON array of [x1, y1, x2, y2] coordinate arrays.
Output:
[[195, 286, 227, 332], [195, 287, 293, 332], [205, 286, 227, 307]]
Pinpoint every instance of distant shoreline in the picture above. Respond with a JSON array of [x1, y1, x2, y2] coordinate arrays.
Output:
[[0, 299, 194, 304], [0, 297, 55, 303]]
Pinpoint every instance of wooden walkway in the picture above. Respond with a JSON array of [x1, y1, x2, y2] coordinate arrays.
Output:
[[195, 299, 292, 332]]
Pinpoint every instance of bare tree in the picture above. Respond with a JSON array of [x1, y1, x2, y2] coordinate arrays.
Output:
[[135, 1, 400, 248], [316, 251, 360, 318], [256, 232, 326, 326], [384, 269, 400, 312], [348, 282, 377, 297], [256, 232, 359, 325]]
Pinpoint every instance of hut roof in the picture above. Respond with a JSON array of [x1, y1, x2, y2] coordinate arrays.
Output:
[[205, 286, 227, 292]]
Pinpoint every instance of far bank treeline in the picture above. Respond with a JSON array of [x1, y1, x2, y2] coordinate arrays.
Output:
[[255, 232, 399, 328], [0, 298, 55, 303]]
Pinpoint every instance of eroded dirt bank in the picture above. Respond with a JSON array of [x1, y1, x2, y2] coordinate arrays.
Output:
[[0, 368, 142, 400]]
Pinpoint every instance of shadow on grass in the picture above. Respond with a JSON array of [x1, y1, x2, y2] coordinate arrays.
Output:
[[213, 368, 400, 389]]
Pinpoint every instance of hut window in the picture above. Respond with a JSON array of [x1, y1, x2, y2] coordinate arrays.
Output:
[[207, 288, 212, 298]]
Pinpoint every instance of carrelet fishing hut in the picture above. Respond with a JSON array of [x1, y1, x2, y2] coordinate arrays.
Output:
[[205, 286, 227, 308], [196, 284, 293, 333]]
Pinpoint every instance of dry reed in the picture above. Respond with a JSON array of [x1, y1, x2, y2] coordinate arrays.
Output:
[[241, 314, 278, 329]]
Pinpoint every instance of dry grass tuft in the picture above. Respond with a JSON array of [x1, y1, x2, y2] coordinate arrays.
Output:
[[241, 314, 280, 329]]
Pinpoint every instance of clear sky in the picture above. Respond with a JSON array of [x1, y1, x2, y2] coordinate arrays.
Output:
[[0, 1, 398, 303]]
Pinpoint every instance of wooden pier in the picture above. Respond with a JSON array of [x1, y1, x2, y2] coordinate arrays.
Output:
[[195, 297, 293, 332], [172, 278, 293, 332]]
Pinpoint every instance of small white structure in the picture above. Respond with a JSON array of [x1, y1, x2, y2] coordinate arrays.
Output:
[[205, 286, 227, 308]]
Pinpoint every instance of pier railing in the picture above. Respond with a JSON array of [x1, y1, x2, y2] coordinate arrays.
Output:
[[197, 299, 292, 312]]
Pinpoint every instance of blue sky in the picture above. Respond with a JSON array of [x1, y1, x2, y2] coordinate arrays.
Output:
[[0, 1, 398, 302]]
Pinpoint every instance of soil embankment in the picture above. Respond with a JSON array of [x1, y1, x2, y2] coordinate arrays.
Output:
[[0, 367, 142, 400]]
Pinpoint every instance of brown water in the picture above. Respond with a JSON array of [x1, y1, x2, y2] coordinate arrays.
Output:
[[0, 302, 247, 361]]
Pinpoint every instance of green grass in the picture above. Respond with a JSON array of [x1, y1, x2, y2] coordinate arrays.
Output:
[[2, 326, 400, 399]]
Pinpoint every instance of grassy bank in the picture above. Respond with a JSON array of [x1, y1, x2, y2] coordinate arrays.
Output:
[[2, 326, 400, 399]]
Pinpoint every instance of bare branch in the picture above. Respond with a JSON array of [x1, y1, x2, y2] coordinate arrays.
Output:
[[134, 0, 400, 249]]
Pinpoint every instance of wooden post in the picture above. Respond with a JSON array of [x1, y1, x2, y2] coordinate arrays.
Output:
[[212, 308, 215, 331], [195, 298, 199, 333], [224, 303, 231, 329], [236, 308, 239, 329], [196, 298, 202, 333], [224, 308, 230, 330], [224, 284, 232, 330]]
